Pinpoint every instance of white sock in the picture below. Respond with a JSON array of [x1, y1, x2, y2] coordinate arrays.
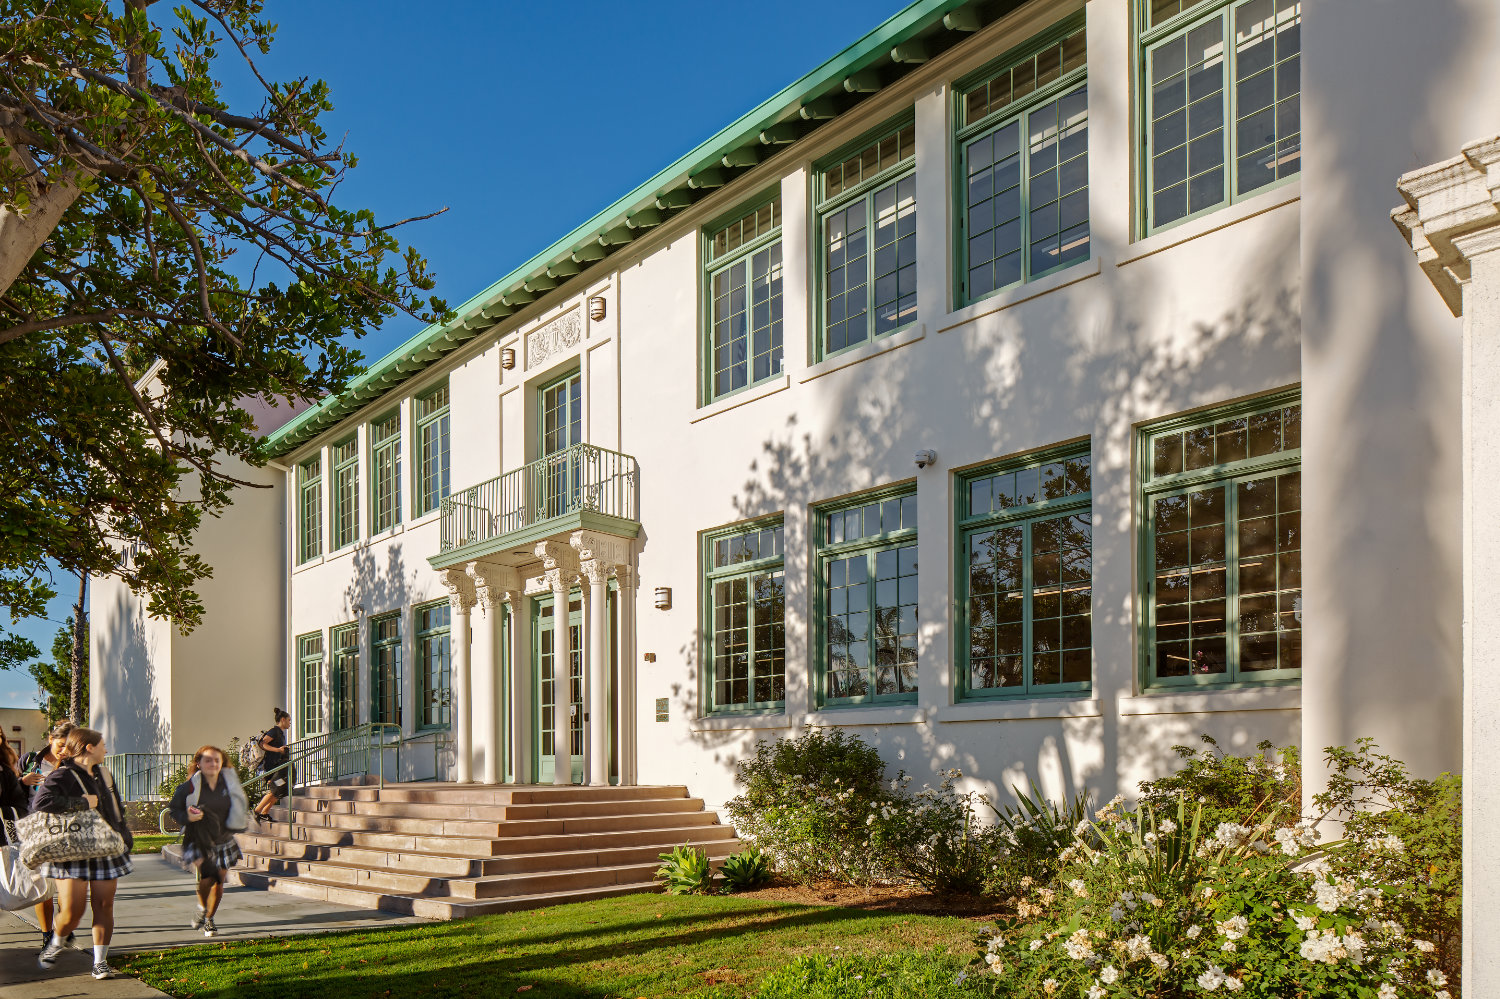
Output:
[[93, 944, 107, 964]]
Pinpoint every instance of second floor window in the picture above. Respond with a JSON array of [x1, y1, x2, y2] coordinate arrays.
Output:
[[414, 385, 450, 517], [705, 197, 783, 401], [1142, 0, 1301, 232], [370, 412, 401, 534], [958, 20, 1089, 303], [330, 437, 359, 550], [817, 121, 917, 356], [297, 456, 321, 564]]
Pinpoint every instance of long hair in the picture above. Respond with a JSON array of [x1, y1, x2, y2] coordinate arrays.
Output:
[[0, 741, 17, 773], [58, 727, 102, 761], [189, 745, 228, 778]]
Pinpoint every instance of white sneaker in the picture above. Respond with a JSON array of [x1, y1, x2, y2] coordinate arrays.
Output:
[[92, 961, 117, 980], [190, 906, 206, 930], [202, 917, 217, 937], [37, 937, 64, 970]]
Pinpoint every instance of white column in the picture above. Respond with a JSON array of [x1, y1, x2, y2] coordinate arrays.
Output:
[[1395, 136, 1500, 999], [581, 559, 610, 785], [547, 569, 573, 785], [615, 564, 637, 785], [469, 563, 521, 785], [440, 568, 476, 784], [505, 590, 533, 783]]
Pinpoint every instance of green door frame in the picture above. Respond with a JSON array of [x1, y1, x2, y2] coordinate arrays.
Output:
[[532, 593, 584, 784]]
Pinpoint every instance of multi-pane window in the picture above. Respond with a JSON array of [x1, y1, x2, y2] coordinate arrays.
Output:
[[960, 449, 1093, 697], [414, 385, 450, 517], [370, 412, 401, 534], [1143, 393, 1301, 685], [703, 520, 785, 712], [706, 198, 783, 400], [415, 601, 451, 729], [370, 611, 402, 726], [297, 457, 322, 564], [297, 632, 324, 737], [331, 624, 358, 731], [818, 490, 918, 705], [330, 437, 359, 550], [1142, 0, 1301, 232], [817, 121, 916, 356], [958, 21, 1089, 302]]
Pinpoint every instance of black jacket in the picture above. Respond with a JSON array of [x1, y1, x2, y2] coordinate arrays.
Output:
[[31, 760, 133, 852], [0, 767, 28, 846]]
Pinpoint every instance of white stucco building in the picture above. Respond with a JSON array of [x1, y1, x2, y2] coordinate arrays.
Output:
[[95, 0, 1500, 841]]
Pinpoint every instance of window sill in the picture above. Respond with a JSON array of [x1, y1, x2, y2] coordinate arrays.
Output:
[[804, 705, 925, 727], [1118, 685, 1301, 716], [938, 258, 1101, 335], [690, 712, 791, 732], [292, 555, 325, 575], [368, 523, 405, 544], [798, 323, 926, 384], [408, 509, 441, 531], [690, 374, 791, 425], [934, 697, 1101, 723], [1118, 181, 1301, 267]]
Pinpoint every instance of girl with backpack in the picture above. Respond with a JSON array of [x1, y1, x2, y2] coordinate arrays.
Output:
[[167, 745, 247, 936], [249, 709, 292, 824], [31, 727, 132, 981]]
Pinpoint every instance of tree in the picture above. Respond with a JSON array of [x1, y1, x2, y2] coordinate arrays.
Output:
[[31, 613, 87, 727], [0, 1, 449, 642]]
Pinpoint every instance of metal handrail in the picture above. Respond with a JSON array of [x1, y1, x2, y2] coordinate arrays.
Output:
[[439, 442, 639, 552], [101, 753, 197, 802], [255, 722, 400, 842]]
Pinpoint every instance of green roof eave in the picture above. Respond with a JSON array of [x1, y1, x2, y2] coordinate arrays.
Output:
[[261, 0, 971, 459]]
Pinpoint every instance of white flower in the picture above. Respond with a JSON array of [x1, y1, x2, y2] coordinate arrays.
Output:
[[1197, 965, 1227, 991], [1413, 939, 1436, 953], [1100, 966, 1119, 984], [1220, 941, 1237, 953], [1377, 984, 1398, 999], [1069, 878, 1088, 897], [1074, 818, 1092, 837], [1297, 856, 1333, 879], [1186, 925, 1202, 939], [1312, 880, 1342, 913], [1122, 935, 1153, 963], [1029, 939, 1044, 952], [1159, 819, 1178, 834], [1143, 831, 1159, 846], [1222, 975, 1244, 992], [1064, 929, 1095, 961], [1150, 954, 1170, 971], [1087, 987, 1105, 999], [1043, 978, 1059, 995], [1293, 914, 1317, 931], [1299, 930, 1349, 964], [1216, 915, 1249, 940], [1427, 970, 1448, 988], [1377, 834, 1405, 853], [1437, 991, 1452, 999]]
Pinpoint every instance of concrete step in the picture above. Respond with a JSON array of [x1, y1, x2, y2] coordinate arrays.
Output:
[[239, 821, 737, 860], [267, 806, 722, 839], [281, 795, 704, 822], [292, 784, 689, 805]]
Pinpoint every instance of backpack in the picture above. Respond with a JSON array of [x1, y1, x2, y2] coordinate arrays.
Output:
[[243, 732, 267, 768]]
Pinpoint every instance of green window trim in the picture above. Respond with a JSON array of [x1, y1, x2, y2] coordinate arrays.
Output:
[[330, 436, 359, 551], [702, 194, 784, 404], [955, 17, 1090, 307], [814, 486, 919, 708], [413, 384, 450, 518], [956, 444, 1093, 701], [701, 517, 786, 715], [330, 623, 359, 731], [370, 611, 402, 726], [814, 117, 917, 360], [1138, 388, 1302, 689], [369, 411, 402, 534], [296, 631, 324, 737], [1139, 0, 1302, 236], [415, 599, 452, 730], [297, 456, 322, 564]]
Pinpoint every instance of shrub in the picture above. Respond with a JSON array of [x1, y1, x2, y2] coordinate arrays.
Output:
[[870, 769, 1002, 895], [655, 844, 715, 895], [983, 782, 1091, 898], [756, 951, 974, 999], [1138, 736, 1301, 832], [719, 847, 773, 892], [156, 736, 260, 800]]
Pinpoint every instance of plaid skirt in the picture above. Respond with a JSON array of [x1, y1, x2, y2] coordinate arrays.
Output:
[[41, 852, 133, 881], [182, 838, 242, 871]]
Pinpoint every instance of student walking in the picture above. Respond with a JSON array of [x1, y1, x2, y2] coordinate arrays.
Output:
[[31, 727, 133, 981], [250, 709, 292, 824], [167, 745, 247, 936], [0, 741, 31, 832], [19, 721, 74, 954]]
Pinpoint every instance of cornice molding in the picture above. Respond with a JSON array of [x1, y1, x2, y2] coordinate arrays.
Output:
[[1393, 134, 1500, 317]]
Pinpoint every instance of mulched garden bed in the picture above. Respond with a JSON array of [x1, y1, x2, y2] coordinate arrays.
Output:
[[735, 877, 1011, 919]]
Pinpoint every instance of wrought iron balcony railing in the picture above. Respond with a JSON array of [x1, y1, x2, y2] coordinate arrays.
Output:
[[439, 443, 639, 553]]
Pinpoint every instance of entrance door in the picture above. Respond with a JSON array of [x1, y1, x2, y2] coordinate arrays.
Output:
[[331, 624, 359, 731], [538, 371, 582, 520], [534, 596, 584, 783]]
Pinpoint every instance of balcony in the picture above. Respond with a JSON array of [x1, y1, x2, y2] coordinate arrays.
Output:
[[434, 443, 639, 564]]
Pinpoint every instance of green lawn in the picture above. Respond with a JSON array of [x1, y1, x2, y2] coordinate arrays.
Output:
[[119, 892, 980, 999], [131, 833, 177, 855]]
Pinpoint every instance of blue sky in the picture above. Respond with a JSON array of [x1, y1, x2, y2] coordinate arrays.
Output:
[[0, 0, 908, 708]]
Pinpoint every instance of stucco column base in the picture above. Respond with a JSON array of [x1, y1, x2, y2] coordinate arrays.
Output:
[[1395, 133, 1500, 998]]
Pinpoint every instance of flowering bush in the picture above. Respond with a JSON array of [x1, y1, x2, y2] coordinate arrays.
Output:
[[1138, 736, 1301, 833], [970, 795, 1449, 998], [983, 782, 1093, 899], [756, 950, 972, 999], [868, 769, 1005, 894]]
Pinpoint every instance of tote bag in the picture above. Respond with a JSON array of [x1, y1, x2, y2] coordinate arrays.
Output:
[[0, 808, 50, 910], [17, 771, 127, 870]]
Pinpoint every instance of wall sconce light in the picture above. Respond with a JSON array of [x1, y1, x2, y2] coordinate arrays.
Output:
[[653, 586, 672, 610], [588, 295, 607, 322], [643, 652, 657, 663], [500, 346, 516, 370], [914, 449, 938, 469]]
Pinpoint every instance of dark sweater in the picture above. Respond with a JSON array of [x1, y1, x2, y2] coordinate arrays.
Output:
[[168, 775, 237, 848], [0, 767, 28, 845], [31, 760, 133, 851]]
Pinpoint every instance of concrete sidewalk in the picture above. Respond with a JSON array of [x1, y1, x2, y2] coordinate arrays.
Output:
[[0, 852, 427, 997]]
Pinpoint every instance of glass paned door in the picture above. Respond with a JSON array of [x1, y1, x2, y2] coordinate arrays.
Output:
[[331, 625, 359, 731], [534, 597, 584, 784], [538, 372, 582, 520]]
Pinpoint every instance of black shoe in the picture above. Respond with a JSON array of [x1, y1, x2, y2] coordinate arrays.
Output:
[[39, 931, 49, 951]]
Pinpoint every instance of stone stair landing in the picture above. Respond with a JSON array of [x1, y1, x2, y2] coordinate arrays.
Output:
[[233, 783, 739, 920]]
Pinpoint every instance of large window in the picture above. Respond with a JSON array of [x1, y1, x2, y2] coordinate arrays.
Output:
[[959, 447, 1093, 698], [297, 632, 324, 737], [702, 519, 785, 713], [817, 120, 916, 356], [330, 436, 359, 550], [414, 385, 450, 517], [416, 600, 451, 729], [1141, 0, 1301, 233], [370, 611, 402, 726], [817, 489, 918, 706], [331, 623, 358, 731], [1142, 392, 1301, 686], [370, 412, 401, 534], [958, 20, 1089, 303], [705, 197, 783, 401], [297, 456, 322, 564]]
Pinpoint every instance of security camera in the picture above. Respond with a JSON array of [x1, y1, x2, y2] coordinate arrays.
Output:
[[914, 449, 937, 469]]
